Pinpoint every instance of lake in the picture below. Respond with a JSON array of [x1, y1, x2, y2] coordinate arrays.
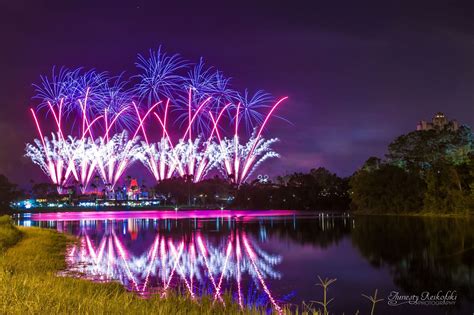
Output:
[[16, 210, 473, 314]]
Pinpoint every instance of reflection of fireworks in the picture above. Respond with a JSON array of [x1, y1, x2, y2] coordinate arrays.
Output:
[[26, 47, 288, 191], [67, 228, 282, 312]]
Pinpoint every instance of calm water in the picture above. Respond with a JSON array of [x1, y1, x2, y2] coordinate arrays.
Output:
[[16, 210, 473, 314]]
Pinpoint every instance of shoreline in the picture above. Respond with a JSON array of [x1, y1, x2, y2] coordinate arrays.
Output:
[[10, 207, 472, 219], [18, 209, 301, 222], [353, 211, 472, 219]]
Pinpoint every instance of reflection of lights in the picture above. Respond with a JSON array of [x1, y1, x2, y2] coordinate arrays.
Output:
[[215, 240, 232, 302], [162, 241, 184, 297], [113, 232, 138, 291], [142, 234, 159, 292], [67, 227, 282, 311], [236, 236, 243, 308], [167, 241, 193, 298], [259, 225, 267, 241], [243, 234, 282, 314], [196, 234, 222, 302]]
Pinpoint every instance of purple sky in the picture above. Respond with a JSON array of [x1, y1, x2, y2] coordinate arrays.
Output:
[[1, 1, 474, 184]]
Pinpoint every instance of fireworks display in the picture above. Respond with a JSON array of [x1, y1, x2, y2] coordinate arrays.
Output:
[[25, 47, 288, 193]]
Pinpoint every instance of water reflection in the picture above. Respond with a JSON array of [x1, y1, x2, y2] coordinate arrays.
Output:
[[352, 216, 474, 304], [68, 224, 282, 311], [15, 211, 473, 314]]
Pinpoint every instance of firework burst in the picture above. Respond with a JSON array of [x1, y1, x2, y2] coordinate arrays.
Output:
[[134, 46, 187, 107], [26, 47, 288, 193]]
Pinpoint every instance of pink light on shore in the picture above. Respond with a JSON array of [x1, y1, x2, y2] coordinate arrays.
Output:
[[31, 209, 297, 222]]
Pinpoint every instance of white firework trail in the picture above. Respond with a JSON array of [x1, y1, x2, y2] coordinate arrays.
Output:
[[218, 134, 280, 185], [94, 131, 142, 189], [173, 137, 222, 182], [70, 137, 98, 193], [25, 133, 77, 193], [138, 138, 177, 182]]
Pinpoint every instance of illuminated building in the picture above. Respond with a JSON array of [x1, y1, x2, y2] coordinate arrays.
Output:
[[127, 178, 140, 200]]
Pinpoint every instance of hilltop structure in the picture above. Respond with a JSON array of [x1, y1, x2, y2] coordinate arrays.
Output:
[[416, 112, 459, 131]]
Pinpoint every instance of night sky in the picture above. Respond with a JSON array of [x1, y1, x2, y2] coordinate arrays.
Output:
[[1, 1, 474, 185]]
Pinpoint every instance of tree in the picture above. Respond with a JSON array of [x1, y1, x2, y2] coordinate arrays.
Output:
[[155, 177, 189, 205], [308, 168, 350, 210], [32, 182, 57, 197], [0, 174, 19, 214], [234, 167, 351, 210], [350, 163, 425, 213], [469, 154, 474, 199], [423, 162, 472, 214], [194, 177, 231, 206], [387, 126, 474, 172], [374, 125, 474, 214], [361, 157, 381, 172]]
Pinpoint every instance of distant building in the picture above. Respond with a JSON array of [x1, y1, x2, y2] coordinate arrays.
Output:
[[127, 178, 141, 200], [416, 112, 459, 131]]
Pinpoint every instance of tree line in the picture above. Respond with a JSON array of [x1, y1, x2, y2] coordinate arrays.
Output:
[[350, 125, 474, 214]]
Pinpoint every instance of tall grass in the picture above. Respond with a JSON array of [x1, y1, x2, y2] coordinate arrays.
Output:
[[0, 216, 21, 253]]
